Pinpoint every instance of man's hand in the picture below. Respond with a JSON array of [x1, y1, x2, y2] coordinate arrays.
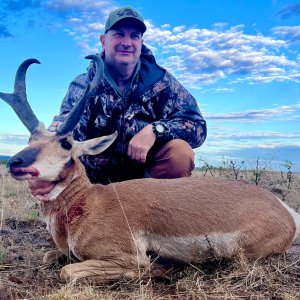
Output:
[[127, 124, 156, 163], [28, 180, 55, 202]]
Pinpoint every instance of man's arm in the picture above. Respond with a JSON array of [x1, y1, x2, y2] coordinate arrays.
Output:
[[160, 72, 207, 149], [127, 124, 155, 163], [127, 72, 206, 163]]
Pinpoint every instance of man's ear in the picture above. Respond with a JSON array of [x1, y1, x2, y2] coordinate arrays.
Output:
[[100, 34, 105, 48]]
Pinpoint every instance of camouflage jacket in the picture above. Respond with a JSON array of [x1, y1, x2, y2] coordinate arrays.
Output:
[[50, 45, 207, 182]]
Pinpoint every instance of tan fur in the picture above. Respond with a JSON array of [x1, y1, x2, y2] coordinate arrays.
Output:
[[38, 156, 298, 283], [6, 128, 300, 283]]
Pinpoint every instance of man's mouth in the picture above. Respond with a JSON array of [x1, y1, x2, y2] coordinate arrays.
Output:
[[116, 48, 134, 54]]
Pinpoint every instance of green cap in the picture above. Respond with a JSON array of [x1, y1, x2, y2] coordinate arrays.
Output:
[[105, 6, 147, 34]]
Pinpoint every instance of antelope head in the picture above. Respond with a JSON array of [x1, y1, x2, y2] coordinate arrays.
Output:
[[0, 56, 117, 182]]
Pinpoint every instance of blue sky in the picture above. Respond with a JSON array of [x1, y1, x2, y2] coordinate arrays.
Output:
[[0, 0, 300, 171]]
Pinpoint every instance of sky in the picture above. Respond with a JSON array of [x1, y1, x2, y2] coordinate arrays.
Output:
[[0, 0, 300, 172]]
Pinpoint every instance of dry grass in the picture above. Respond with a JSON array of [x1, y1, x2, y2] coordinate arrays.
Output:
[[0, 165, 300, 299]]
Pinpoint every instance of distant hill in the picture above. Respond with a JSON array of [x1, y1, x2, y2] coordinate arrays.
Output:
[[0, 155, 10, 162]]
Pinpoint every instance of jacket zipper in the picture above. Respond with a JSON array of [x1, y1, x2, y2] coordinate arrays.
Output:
[[120, 91, 127, 167]]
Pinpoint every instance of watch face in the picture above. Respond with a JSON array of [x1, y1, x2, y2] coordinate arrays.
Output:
[[156, 124, 165, 133]]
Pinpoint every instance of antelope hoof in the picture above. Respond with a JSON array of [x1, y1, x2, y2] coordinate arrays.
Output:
[[43, 249, 65, 265]]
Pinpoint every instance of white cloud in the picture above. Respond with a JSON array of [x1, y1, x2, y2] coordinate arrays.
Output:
[[209, 131, 300, 141], [3, 1, 300, 87], [205, 102, 300, 121], [144, 24, 300, 86], [0, 133, 29, 155], [272, 25, 300, 44], [0, 133, 29, 145], [45, 0, 112, 12]]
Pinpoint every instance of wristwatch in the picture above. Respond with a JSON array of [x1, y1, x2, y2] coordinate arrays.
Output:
[[152, 121, 168, 137]]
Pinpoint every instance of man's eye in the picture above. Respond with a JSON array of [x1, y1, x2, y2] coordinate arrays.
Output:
[[114, 32, 123, 37]]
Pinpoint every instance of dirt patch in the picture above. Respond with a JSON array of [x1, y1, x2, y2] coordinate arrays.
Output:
[[0, 218, 63, 299]]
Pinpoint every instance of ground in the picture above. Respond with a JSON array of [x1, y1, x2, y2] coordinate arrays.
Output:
[[0, 165, 300, 299]]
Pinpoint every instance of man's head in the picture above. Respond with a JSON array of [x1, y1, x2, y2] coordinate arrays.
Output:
[[100, 7, 145, 72], [105, 6, 146, 35]]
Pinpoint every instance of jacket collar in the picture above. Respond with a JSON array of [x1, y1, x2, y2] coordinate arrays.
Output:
[[88, 44, 166, 96]]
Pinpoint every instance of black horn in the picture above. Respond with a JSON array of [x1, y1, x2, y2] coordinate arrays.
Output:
[[0, 59, 40, 133], [56, 55, 104, 135]]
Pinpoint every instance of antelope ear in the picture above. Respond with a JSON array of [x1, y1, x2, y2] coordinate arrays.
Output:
[[73, 131, 118, 157]]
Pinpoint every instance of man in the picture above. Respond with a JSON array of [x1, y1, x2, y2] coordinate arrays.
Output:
[[29, 6, 207, 198]]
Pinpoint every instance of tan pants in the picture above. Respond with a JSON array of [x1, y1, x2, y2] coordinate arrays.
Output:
[[146, 139, 195, 178]]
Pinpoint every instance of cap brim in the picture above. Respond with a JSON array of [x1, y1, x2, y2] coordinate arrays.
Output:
[[108, 18, 146, 34]]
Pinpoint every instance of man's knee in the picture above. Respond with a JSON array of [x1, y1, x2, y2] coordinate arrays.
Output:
[[163, 140, 195, 172], [147, 139, 195, 178]]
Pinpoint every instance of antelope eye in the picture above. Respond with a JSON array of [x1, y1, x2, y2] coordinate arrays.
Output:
[[60, 138, 72, 150]]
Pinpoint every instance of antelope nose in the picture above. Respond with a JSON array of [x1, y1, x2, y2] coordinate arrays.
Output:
[[6, 147, 41, 171], [7, 157, 24, 170]]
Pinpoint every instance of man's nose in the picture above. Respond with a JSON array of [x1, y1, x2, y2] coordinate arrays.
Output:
[[121, 35, 132, 46]]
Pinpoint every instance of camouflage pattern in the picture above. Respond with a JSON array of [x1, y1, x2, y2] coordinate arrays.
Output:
[[49, 45, 207, 183]]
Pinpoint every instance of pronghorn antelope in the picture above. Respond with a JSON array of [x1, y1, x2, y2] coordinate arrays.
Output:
[[1, 57, 300, 283]]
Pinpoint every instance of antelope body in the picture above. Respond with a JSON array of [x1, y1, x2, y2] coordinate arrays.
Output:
[[1, 58, 300, 283]]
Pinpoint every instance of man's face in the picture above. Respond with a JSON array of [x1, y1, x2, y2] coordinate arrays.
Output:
[[100, 24, 143, 69]]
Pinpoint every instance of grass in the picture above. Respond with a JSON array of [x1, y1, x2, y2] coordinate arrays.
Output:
[[0, 164, 300, 299]]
